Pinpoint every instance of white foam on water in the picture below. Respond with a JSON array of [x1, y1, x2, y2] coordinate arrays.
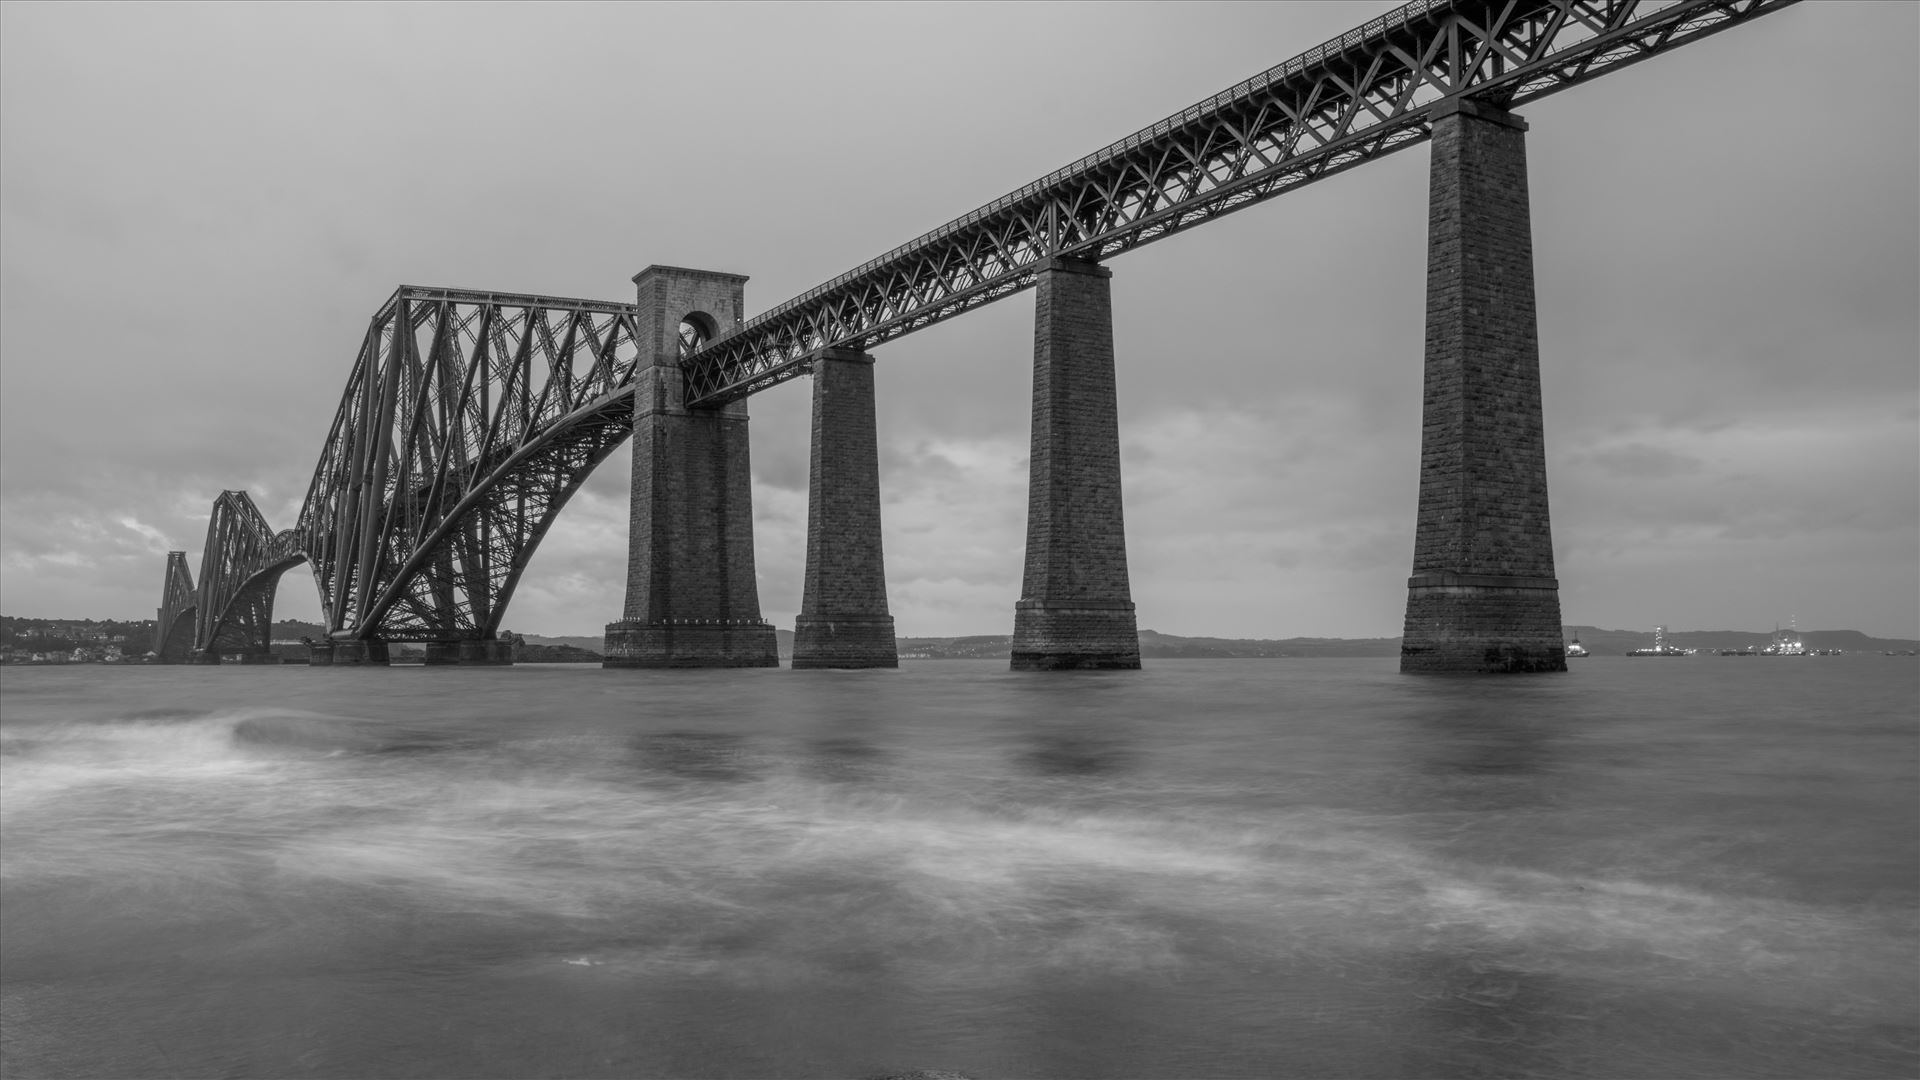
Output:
[[290, 766, 1807, 917], [1401, 864, 1918, 1020], [0, 707, 401, 891], [1, 717, 270, 843], [239, 758, 1871, 1011], [9, 700, 1908, 1032]]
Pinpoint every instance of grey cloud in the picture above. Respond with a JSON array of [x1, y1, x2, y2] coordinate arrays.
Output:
[[1579, 443, 1705, 479], [755, 454, 809, 494]]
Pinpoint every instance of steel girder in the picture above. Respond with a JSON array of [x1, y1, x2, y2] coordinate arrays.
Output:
[[682, 0, 1798, 406], [291, 288, 644, 642], [152, 551, 197, 660]]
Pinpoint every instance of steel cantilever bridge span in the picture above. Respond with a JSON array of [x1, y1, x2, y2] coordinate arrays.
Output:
[[157, 0, 1794, 661]]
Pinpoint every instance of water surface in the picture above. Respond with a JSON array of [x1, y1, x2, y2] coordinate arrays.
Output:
[[2, 658, 1914, 1078]]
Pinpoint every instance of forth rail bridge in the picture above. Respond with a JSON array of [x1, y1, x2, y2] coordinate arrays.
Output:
[[150, 0, 1797, 673]]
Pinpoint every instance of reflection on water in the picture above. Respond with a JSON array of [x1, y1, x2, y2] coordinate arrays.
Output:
[[636, 730, 759, 783], [1, 659, 1915, 1079], [1391, 705, 1574, 1078], [1412, 706, 1562, 813], [807, 736, 889, 787], [1021, 728, 1132, 778]]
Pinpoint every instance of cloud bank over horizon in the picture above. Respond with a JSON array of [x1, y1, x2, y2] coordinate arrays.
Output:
[[3, 2, 1915, 640]]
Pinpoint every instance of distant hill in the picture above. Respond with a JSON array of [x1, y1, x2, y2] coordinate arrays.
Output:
[[892, 626, 1918, 659], [517, 630, 797, 660], [18, 616, 1913, 663], [369, 626, 1920, 661], [1565, 626, 1919, 656], [518, 634, 604, 655], [519, 629, 1399, 660], [895, 629, 1402, 659], [514, 642, 603, 663]]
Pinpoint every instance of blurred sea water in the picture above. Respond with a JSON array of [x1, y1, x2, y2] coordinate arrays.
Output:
[[1, 656, 1914, 1079]]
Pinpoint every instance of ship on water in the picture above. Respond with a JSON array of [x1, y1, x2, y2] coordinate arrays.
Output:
[[1566, 635, 1589, 658], [1762, 623, 1808, 656], [1627, 625, 1692, 657]]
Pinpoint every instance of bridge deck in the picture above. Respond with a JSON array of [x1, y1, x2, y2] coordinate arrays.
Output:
[[681, 0, 1793, 406]]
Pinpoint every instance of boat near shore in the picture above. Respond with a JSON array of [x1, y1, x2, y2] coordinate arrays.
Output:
[[1762, 625, 1807, 656], [1627, 625, 1692, 657], [1566, 636, 1589, 658]]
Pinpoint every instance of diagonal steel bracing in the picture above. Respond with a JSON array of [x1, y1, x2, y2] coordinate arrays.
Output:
[[292, 289, 644, 642], [166, 0, 1798, 647], [681, 0, 1797, 405], [193, 491, 302, 657], [152, 551, 198, 660]]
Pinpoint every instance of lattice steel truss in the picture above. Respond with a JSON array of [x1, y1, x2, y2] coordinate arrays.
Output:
[[683, 0, 1797, 405], [192, 491, 298, 657], [292, 288, 644, 642], [152, 551, 197, 660]]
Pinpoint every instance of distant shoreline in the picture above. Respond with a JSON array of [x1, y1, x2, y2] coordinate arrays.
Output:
[[6, 616, 1916, 667]]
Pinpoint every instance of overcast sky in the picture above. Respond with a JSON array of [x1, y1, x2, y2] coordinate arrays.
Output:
[[2, 1, 1915, 641]]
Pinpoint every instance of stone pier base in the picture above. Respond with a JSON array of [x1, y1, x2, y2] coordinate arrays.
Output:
[[1401, 574, 1565, 673], [793, 616, 897, 669], [603, 621, 779, 668], [1011, 601, 1140, 670], [326, 640, 390, 666], [423, 640, 515, 666]]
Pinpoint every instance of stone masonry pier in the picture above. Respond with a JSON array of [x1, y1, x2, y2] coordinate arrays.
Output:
[[792, 348, 897, 668], [604, 266, 779, 668], [1401, 100, 1565, 674], [1011, 257, 1141, 670]]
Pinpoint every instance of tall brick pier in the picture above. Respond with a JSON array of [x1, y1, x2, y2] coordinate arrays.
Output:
[[604, 266, 779, 668], [792, 348, 898, 668], [1401, 100, 1565, 674], [1011, 257, 1141, 670]]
